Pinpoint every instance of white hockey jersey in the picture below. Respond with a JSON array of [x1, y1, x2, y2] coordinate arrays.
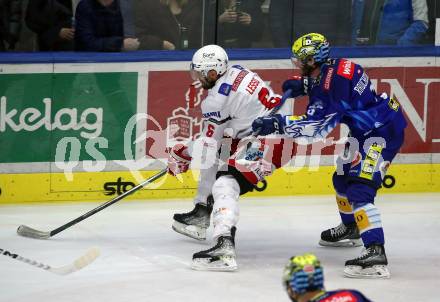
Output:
[[190, 64, 282, 204]]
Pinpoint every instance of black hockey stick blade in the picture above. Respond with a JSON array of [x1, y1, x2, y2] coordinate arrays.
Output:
[[17, 168, 168, 239]]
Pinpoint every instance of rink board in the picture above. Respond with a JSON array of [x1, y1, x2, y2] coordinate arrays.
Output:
[[1, 55, 439, 203], [0, 163, 439, 204]]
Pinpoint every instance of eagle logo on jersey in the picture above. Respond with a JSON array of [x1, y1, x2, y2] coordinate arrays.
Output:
[[284, 113, 338, 138]]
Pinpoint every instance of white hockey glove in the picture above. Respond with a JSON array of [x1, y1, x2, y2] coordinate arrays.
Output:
[[168, 144, 192, 176]]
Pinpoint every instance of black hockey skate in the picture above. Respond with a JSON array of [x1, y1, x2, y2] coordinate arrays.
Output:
[[172, 196, 213, 241], [344, 244, 390, 279], [319, 222, 362, 247], [191, 227, 237, 271]]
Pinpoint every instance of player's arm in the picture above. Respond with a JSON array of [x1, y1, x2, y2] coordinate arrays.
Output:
[[281, 76, 311, 98], [252, 98, 340, 142]]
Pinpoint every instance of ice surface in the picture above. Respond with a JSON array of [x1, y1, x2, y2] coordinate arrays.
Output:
[[1, 193, 439, 302]]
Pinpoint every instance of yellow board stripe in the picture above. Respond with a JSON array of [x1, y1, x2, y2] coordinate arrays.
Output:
[[0, 163, 439, 204]]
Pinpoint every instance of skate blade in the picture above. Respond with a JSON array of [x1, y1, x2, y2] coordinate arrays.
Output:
[[319, 238, 363, 247], [191, 256, 238, 272], [343, 265, 390, 279], [172, 221, 206, 241]]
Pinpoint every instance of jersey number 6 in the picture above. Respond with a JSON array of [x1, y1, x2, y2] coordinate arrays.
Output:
[[206, 124, 215, 137], [258, 87, 281, 110]]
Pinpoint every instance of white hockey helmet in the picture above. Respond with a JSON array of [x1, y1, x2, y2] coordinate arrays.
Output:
[[190, 44, 229, 80]]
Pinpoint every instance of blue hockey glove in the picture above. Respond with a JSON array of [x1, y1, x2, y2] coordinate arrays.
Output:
[[282, 76, 310, 98], [252, 114, 285, 136]]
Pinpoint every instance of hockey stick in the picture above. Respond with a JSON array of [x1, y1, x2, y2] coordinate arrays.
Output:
[[1, 247, 100, 275], [17, 168, 168, 239]]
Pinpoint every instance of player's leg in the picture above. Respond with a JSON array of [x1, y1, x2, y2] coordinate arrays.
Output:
[[319, 171, 362, 247], [191, 174, 242, 271], [342, 138, 402, 279], [172, 138, 241, 240], [191, 137, 279, 271], [343, 181, 390, 279], [172, 195, 213, 241]]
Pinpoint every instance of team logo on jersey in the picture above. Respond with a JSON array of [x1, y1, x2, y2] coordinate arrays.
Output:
[[324, 67, 334, 90], [218, 83, 232, 96], [337, 59, 354, 80]]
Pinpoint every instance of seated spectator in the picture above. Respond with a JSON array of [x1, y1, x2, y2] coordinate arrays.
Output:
[[74, 0, 139, 51], [283, 253, 373, 302], [204, 0, 265, 48], [25, 0, 74, 51], [0, 0, 22, 51], [134, 0, 202, 50], [269, 0, 293, 48], [352, 0, 429, 46]]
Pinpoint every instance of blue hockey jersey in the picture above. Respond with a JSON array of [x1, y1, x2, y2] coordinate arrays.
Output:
[[310, 289, 372, 302], [283, 58, 407, 147]]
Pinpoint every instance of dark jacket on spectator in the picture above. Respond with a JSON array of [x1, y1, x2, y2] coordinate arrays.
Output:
[[0, 0, 22, 50], [74, 0, 124, 51], [25, 0, 74, 51], [134, 0, 202, 50]]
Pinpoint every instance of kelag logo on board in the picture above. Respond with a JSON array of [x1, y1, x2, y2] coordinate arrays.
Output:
[[0, 97, 102, 139], [0, 72, 138, 164]]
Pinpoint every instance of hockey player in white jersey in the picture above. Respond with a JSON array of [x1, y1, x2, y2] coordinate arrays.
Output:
[[168, 44, 286, 271]]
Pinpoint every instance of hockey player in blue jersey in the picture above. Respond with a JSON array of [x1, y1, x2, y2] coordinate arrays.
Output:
[[283, 253, 372, 302], [252, 33, 407, 279]]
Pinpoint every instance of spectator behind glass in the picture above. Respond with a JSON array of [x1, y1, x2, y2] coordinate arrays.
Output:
[[290, 0, 352, 46], [0, 0, 22, 51], [134, 0, 202, 50], [352, 0, 429, 46], [74, 0, 139, 51], [204, 0, 265, 48], [269, 0, 293, 48], [25, 0, 74, 51]]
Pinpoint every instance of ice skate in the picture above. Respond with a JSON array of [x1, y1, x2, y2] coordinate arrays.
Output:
[[172, 199, 213, 240], [319, 222, 362, 247], [191, 227, 237, 272], [344, 244, 390, 279]]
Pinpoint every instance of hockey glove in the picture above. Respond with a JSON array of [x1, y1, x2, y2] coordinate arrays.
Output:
[[252, 114, 285, 136], [282, 76, 310, 98], [168, 144, 191, 176]]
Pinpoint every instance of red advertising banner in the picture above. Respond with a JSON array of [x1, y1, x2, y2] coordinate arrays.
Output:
[[147, 66, 440, 159]]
